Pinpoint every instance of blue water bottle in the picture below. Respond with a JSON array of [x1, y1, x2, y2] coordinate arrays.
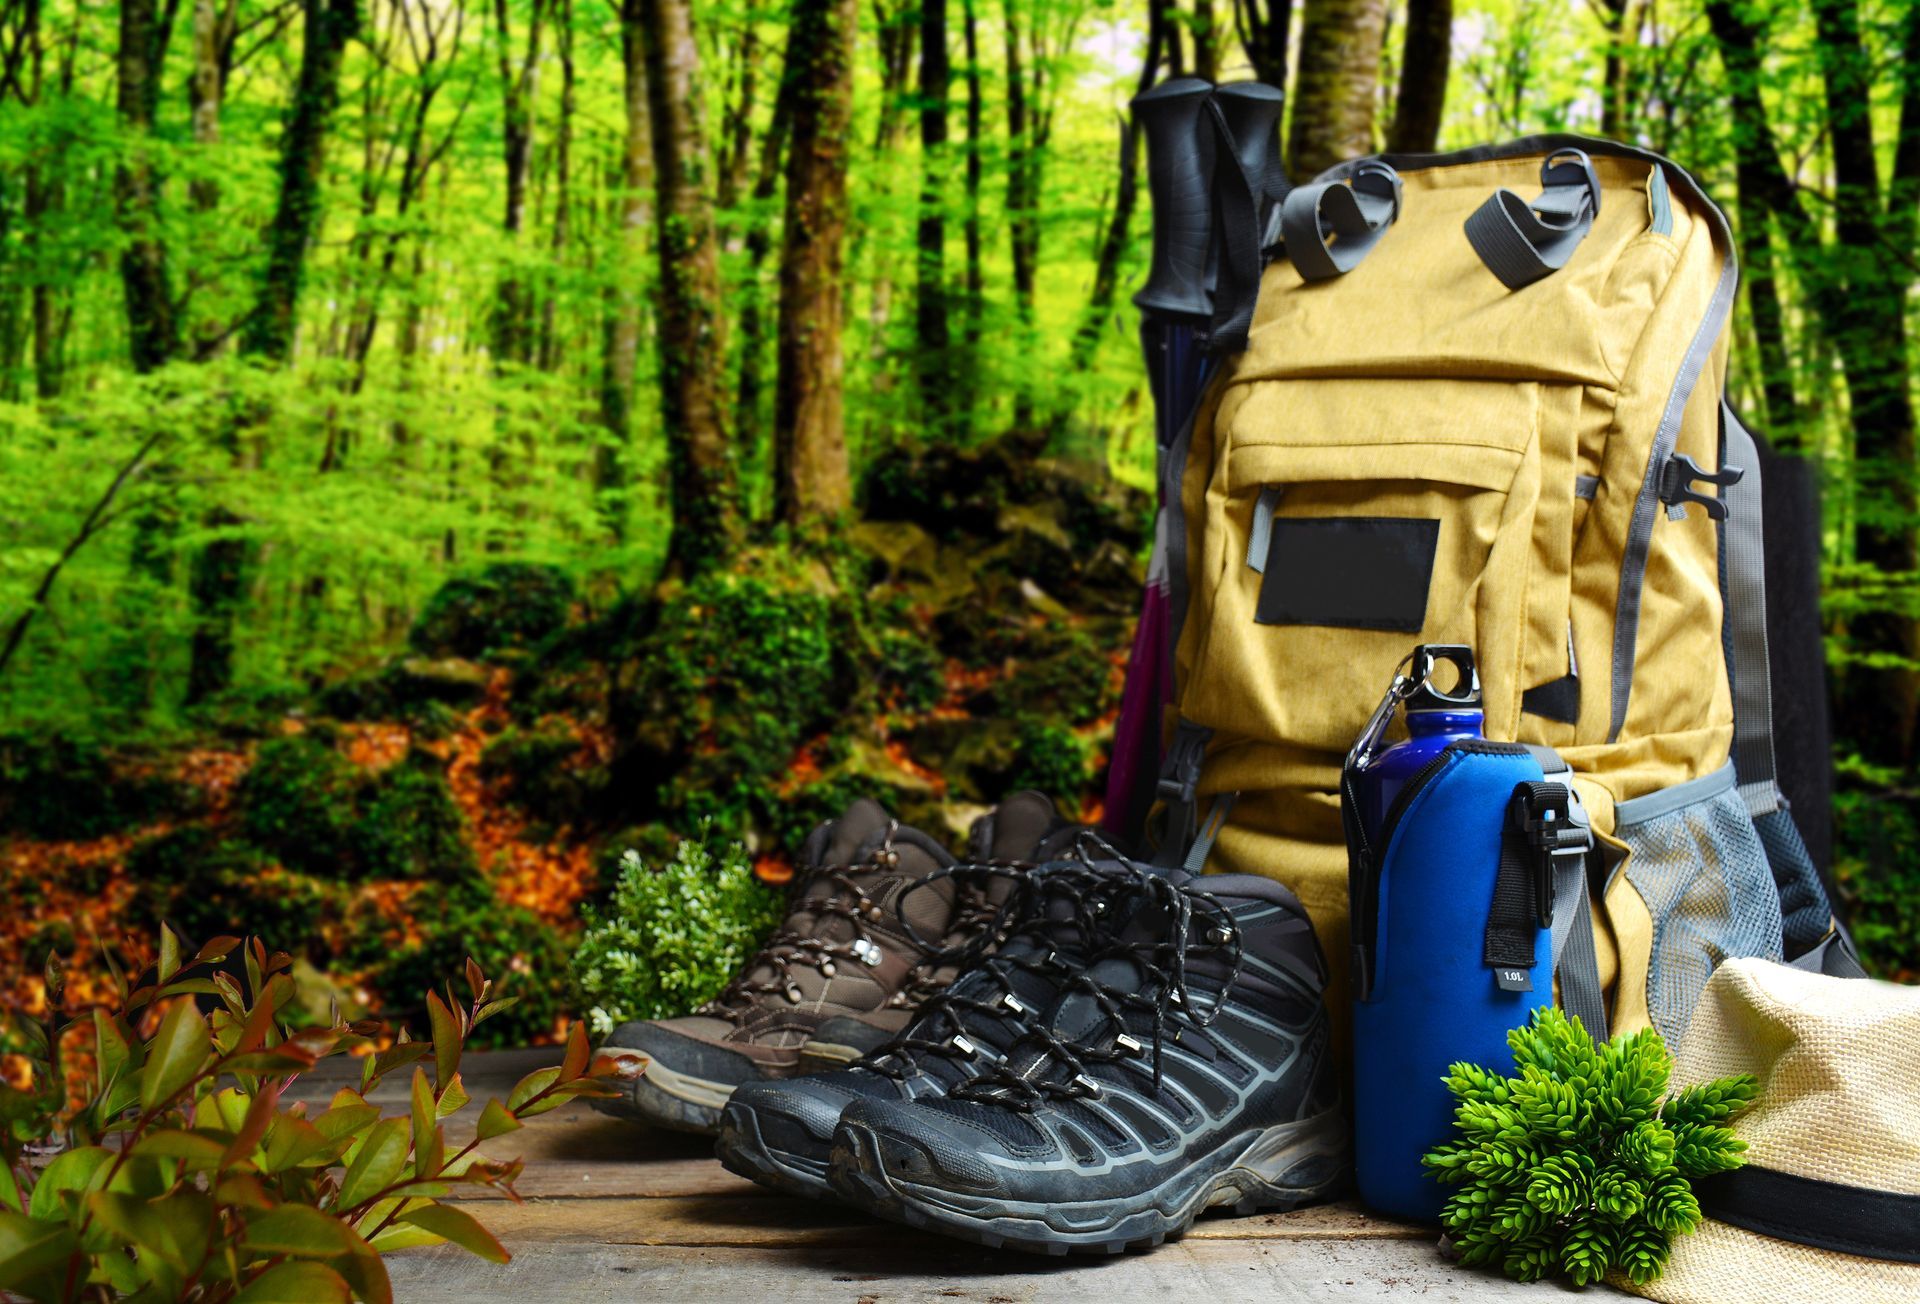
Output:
[[1343, 644, 1564, 1220]]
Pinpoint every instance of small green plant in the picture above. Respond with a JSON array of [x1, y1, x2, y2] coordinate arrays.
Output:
[[571, 831, 783, 1036], [1424, 1008, 1756, 1287], [0, 928, 638, 1302], [236, 737, 360, 875]]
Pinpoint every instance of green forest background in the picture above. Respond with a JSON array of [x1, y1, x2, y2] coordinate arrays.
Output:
[[1, 0, 1916, 1036]]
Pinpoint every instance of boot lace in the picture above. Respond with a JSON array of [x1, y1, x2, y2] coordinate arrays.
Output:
[[697, 826, 905, 1017], [948, 838, 1243, 1111], [859, 848, 1136, 1081]]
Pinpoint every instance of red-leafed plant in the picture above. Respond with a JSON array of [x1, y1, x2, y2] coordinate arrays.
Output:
[[0, 927, 640, 1302]]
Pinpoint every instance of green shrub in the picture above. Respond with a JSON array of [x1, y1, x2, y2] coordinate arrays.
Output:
[[369, 876, 572, 1048], [1426, 1008, 1756, 1287], [1007, 719, 1089, 800], [352, 750, 477, 881], [480, 724, 598, 824], [236, 736, 359, 874], [409, 561, 577, 659], [1834, 780, 1920, 978], [874, 624, 946, 714], [128, 826, 347, 956], [0, 733, 183, 840], [0, 930, 629, 1302], [572, 831, 784, 1036]]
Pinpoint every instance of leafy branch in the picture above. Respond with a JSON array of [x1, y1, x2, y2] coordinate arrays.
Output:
[[0, 927, 641, 1303]]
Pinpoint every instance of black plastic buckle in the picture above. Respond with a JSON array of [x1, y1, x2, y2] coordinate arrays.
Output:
[[1510, 783, 1592, 928], [1659, 452, 1745, 522]]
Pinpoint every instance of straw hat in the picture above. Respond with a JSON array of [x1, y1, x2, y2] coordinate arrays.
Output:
[[1625, 957, 1920, 1304]]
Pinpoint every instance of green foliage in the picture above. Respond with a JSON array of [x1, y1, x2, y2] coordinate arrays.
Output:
[[1426, 1008, 1756, 1288], [236, 737, 360, 875], [0, 928, 637, 1302], [1007, 719, 1090, 798], [1833, 779, 1920, 978], [409, 564, 578, 661], [130, 827, 345, 954], [0, 735, 185, 840], [366, 879, 572, 1049], [479, 725, 597, 826], [571, 832, 784, 1036], [352, 752, 477, 883]]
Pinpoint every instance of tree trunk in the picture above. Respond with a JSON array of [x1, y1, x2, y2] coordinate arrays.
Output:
[[598, 0, 656, 536], [1288, 0, 1387, 178], [916, 0, 952, 432], [116, 0, 178, 373], [1191, 0, 1218, 80], [961, 0, 984, 347], [189, 0, 356, 705], [733, 72, 796, 440], [493, 0, 544, 368], [1810, 0, 1919, 763], [1386, 0, 1449, 153], [539, 0, 575, 373], [864, 0, 917, 357], [1233, 0, 1286, 87], [773, 0, 857, 527], [639, 0, 741, 569]]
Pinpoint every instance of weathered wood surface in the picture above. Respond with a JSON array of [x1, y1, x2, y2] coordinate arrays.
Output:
[[299, 1050, 1623, 1301]]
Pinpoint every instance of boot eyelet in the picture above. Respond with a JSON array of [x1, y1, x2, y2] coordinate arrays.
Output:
[[785, 984, 804, 1004], [1114, 1033, 1143, 1057], [948, 1034, 977, 1059], [1000, 993, 1026, 1016], [819, 961, 837, 977], [1207, 925, 1233, 945], [1071, 1074, 1101, 1099], [851, 938, 883, 966]]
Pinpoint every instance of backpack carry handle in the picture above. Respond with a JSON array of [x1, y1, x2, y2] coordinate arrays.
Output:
[[1281, 160, 1404, 282], [1132, 77, 1217, 321]]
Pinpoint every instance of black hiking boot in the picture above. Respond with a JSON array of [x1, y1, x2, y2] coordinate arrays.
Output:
[[826, 861, 1351, 1254], [596, 799, 969, 1135], [716, 792, 1092, 1198]]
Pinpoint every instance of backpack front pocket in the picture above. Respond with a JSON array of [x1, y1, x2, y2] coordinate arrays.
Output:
[[1180, 378, 1543, 757]]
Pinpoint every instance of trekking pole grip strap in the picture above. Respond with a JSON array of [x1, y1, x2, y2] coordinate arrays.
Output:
[[1464, 149, 1602, 289], [1281, 161, 1403, 282]]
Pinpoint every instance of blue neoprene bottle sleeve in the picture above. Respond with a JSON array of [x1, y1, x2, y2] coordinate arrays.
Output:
[[1352, 742, 1553, 1221]]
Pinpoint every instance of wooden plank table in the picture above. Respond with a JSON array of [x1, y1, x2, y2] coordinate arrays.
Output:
[[290, 1051, 1620, 1301]]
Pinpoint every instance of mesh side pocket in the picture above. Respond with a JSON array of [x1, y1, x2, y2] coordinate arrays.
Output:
[[1617, 767, 1783, 1047]]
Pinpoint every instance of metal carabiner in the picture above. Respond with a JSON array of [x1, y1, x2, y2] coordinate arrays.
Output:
[[1345, 652, 1425, 774]]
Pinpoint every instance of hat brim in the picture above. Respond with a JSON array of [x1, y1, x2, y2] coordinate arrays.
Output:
[[1621, 1217, 1920, 1304]]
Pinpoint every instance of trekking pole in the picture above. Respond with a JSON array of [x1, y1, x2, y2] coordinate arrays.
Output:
[[1104, 76, 1218, 847]]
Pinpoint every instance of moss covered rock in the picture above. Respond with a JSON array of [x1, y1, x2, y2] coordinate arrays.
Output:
[[236, 736, 360, 875], [409, 562, 577, 660], [0, 734, 189, 840], [128, 826, 346, 956], [352, 750, 476, 882], [479, 725, 601, 826]]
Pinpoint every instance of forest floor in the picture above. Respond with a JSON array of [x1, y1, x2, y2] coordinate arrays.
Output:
[[1, 436, 1150, 1045]]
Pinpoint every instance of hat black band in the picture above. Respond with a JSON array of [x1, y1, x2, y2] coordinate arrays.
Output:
[[1694, 1166, 1920, 1264]]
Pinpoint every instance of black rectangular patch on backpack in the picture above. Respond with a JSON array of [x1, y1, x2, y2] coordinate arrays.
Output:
[[1255, 517, 1439, 632]]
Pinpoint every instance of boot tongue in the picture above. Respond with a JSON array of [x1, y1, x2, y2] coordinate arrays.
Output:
[[816, 797, 896, 869], [968, 790, 1063, 861]]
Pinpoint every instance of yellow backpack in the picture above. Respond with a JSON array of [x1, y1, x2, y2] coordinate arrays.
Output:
[[1157, 137, 1854, 1047]]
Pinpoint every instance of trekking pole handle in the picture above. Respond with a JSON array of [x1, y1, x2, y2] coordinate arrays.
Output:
[[1210, 81, 1288, 243], [1132, 77, 1216, 321]]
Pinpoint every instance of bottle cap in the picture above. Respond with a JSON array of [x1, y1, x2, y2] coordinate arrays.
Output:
[[1406, 644, 1480, 711]]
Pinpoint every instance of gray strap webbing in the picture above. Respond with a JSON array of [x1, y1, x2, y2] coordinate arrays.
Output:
[[1720, 405, 1782, 819], [1151, 721, 1213, 869], [1280, 161, 1403, 282], [1527, 745, 1610, 1037], [1464, 150, 1602, 290], [1182, 792, 1239, 873], [1246, 487, 1283, 572], [1554, 867, 1608, 1038], [1574, 475, 1600, 501], [1788, 929, 1869, 979]]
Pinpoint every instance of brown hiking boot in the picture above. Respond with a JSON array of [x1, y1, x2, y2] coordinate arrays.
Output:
[[795, 790, 1083, 1073], [599, 799, 968, 1134]]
